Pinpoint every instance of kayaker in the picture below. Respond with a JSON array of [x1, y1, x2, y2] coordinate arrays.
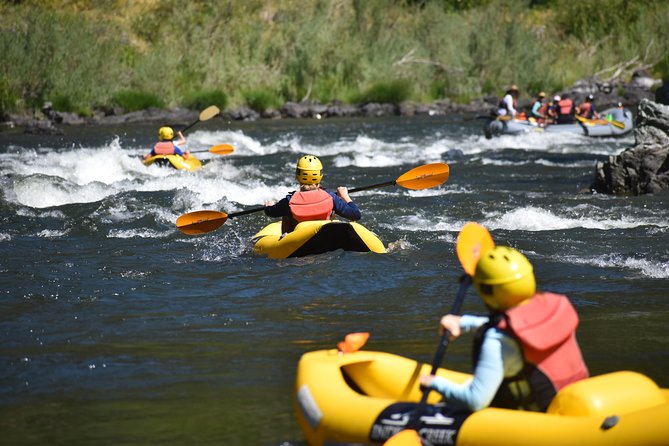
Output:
[[420, 246, 589, 413], [143, 126, 189, 160], [263, 155, 361, 233], [496, 85, 519, 118], [576, 94, 600, 120], [556, 93, 576, 124]]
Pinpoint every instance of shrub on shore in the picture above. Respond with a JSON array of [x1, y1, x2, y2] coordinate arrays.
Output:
[[1, 0, 668, 117]]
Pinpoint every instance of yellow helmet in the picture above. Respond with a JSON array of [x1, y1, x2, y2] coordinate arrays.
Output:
[[295, 155, 323, 185], [473, 246, 536, 311], [158, 126, 174, 141]]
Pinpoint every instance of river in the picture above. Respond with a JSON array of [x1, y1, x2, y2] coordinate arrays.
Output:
[[1, 114, 667, 445]]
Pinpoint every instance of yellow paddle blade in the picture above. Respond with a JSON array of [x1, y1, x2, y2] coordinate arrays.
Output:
[[456, 222, 495, 276], [176, 210, 228, 235], [199, 105, 221, 121], [384, 428, 422, 446], [209, 144, 234, 155], [610, 119, 625, 129], [396, 163, 449, 190]]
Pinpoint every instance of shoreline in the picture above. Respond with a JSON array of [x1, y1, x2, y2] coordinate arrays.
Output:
[[1, 77, 663, 135]]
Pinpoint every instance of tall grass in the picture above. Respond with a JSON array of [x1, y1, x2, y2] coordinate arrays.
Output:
[[2, 0, 668, 116]]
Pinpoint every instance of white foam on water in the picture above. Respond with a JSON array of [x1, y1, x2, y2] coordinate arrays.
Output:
[[36, 229, 69, 238], [108, 229, 167, 239], [484, 206, 664, 231], [564, 254, 669, 279], [459, 130, 631, 156], [0, 233, 11, 242]]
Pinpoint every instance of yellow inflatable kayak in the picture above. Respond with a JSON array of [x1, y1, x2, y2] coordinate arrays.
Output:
[[294, 348, 669, 446], [142, 154, 202, 171], [253, 220, 386, 259]]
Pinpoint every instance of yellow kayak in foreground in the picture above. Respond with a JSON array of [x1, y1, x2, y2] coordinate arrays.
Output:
[[142, 154, 202, 171], [294, 349, 669, 446], [253, 220, 386, 259]]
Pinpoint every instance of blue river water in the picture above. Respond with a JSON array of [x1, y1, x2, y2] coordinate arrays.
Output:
[[1, 114, 667, 445]]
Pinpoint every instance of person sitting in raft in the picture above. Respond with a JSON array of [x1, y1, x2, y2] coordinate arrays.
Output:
[[555, 93, 576, 124], [546, 95, 560, 124], [496, 85, 519, 119], [528, 91, 547, 125], [263, 155, 361, 234], [576, 94, 600, 120], [143, 126, 189, 160], [420, 246, 589, 413]]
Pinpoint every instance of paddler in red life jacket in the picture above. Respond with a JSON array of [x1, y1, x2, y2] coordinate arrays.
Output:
[[143, 126, 190, 160], [420, 246, 589, 413], [555, 93, 576, 124], [576, 94, 600, 120], [263, 155, 361, 234]]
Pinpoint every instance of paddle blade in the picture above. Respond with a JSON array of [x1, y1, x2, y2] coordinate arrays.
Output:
[[176, 210, 228, 235], [396, 163, 450, 190], [384, 429, 421, 446], [610, 119, 625, 129], [456, 222, 495, 276], [199, 105, 221, 121], [209, 144, 234, 155], [337, 332, 370, 353]]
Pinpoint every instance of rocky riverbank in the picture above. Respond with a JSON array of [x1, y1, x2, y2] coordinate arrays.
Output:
[[2, 71, 666, 136], [592, 99, 669, 195]]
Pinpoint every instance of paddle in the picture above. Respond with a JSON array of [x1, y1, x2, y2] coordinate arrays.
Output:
[[175, 162, 450, 235], [575, 113, 624, 129], [384, 222, 494, 446], [179, 105, 220, 134], [188, 144, 234, 155]]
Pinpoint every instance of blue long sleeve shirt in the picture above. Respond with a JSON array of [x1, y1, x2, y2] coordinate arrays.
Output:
[[264, 189, 361, 221], [427, 314, 524, 412]]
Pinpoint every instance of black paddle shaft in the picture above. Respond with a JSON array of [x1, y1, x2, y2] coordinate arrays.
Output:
[[410, 274, 472, 425]]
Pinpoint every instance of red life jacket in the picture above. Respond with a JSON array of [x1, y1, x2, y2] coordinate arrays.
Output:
[[153, 141, 176, 155], [474, 292, 589, 411], [288, 189, 334, 222], [578, 102, 592, 118], [558, 98, 574, 117]]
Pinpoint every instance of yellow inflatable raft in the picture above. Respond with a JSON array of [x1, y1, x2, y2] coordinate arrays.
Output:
[[143, 154, 202, 171], [253, 220, 386, 259], [294, 349, 669, 446]]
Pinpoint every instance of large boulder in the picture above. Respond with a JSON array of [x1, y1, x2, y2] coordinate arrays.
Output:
[[591, 99, 669, 195]]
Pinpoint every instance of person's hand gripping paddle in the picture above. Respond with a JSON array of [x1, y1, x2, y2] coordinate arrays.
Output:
[[384, 222, 494, 446]]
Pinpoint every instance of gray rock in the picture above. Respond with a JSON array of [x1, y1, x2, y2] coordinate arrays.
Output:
[[591, 99, 669, 195]]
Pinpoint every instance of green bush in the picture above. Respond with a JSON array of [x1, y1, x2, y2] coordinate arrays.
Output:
[[112, 90, 165, 112], [182, 90, 228, 111], [243, 88, 282, 112], [356, 80, 412, 105], [0, 80, 18, 117]]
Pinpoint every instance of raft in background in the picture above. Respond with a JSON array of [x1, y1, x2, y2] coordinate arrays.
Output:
[[142, 154, 202, 171], [253, 220, 386, 259], [483, 107, 634, 139], [294, 348, 669, 446]]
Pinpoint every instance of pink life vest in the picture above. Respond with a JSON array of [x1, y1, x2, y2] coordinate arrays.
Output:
[[578, 102, 592, 118], [558, 98, 574, 116], [499, 292, 589, 393], [289, 189, 334, 222], [153, 141, 176, 155], [473, 292, 589, 411]]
